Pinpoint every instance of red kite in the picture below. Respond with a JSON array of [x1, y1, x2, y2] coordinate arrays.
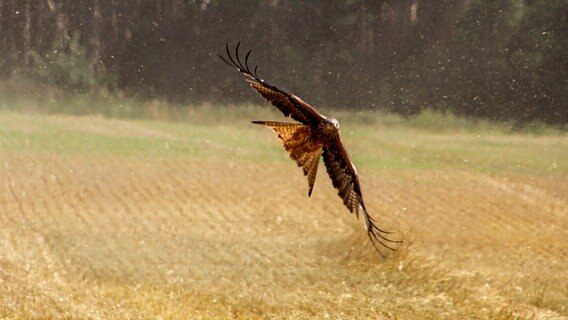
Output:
[[219, 43, 401, 255]]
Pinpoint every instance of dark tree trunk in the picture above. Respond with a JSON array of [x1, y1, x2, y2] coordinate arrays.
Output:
[[46, 0, 69, 51], [0, 0, 4, 34], [22, 0, 31, 65], [359, 0, 382, 55], [89, 0, 102, 70]]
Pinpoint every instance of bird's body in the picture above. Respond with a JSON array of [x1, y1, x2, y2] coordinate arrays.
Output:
[[219, 43, 401, 256], [251, 119, 341, 197]]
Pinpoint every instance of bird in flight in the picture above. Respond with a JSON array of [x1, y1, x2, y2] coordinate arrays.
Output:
[[219, 42, 401, 256]]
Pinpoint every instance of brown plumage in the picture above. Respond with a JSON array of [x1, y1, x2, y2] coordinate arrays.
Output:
[[219, 42, 401, 255]]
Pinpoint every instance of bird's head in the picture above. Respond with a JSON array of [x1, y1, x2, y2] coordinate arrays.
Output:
[[325, 117, 340, 131]]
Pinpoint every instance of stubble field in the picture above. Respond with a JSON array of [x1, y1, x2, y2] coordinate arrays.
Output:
[[0, 107, 566, 319]]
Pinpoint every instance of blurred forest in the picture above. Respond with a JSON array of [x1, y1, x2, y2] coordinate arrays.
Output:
[[0, 0, 566, 125]]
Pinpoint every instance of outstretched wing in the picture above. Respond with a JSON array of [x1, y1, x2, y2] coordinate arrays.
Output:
[[219, 42, 326, 125], [252, 121, 323, 197], [322, 136, 401, 255]]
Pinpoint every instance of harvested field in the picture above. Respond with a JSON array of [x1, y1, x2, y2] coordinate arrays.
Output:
[[0, 109, 566, 319]]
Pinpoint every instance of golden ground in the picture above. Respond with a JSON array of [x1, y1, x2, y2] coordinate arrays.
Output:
[[0, 110, 566, 319]]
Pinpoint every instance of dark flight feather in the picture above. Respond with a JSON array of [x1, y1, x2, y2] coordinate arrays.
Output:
[[218, 42, 325, 125]]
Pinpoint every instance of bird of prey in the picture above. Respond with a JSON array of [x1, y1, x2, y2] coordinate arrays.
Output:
[[219, 42, 401, 255]]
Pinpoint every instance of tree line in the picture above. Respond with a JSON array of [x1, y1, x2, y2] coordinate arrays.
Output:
[[0, 0, 566, 125]]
